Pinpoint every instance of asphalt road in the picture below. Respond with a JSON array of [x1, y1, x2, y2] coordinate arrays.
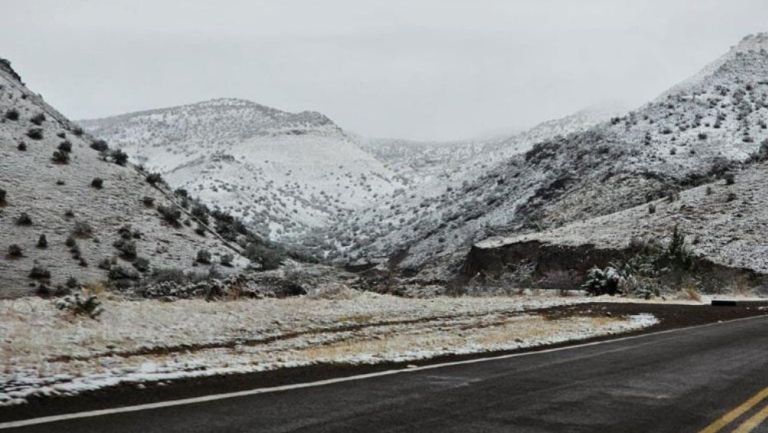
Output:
[[4, 315, 768, 433]]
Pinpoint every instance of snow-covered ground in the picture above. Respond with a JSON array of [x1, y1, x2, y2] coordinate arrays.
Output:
[[0, 292, 661, 406]]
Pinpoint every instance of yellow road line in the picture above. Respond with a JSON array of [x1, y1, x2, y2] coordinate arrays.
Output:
[[732, 403, 768, 433], [698, 387, 768, 433]]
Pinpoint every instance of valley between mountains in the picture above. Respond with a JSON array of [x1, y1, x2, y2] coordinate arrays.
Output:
[[3, 32, 768, 409]]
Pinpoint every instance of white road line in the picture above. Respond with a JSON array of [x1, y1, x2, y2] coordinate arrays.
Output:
[[1, 314, 765, 430]]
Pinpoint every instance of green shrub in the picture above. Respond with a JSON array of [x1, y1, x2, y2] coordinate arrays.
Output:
[[146, 173, 163, 185], [58, 140, 72, 153], [52, 150, 70, 164], [8, 244, 22, 258], [4, 109, 19, 120], [90, 140, 109, 152], [16, 212, 32, 226], [29, 265, 51, 280], [111, 149, 129, 166], [157, 205, 181, 227], [30, 113, 46, 125], [196, 249, 212, 264], [91, 178, 104, 189], [27, 128, 43, 140], [113, 238, 137, 260], [55, 292, 103, 319]]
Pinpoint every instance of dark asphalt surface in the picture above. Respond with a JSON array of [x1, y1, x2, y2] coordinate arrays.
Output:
[[5, 315, 768, 433]]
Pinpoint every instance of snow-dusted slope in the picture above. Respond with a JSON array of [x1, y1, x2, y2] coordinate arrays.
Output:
[[0, 61, 250, 298], [81, 99, 403, 241], [361, 103, 627, 190], [340, 32, 768, 277]]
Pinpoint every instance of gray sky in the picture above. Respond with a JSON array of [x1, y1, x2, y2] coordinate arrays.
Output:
[[2, 0, 768, 140]]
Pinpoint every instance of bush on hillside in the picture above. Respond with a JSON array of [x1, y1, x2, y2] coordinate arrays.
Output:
[[27, 128, 43, 140], [30, 113, 46, 125], [4, 109, 19, 120], [52, 150, 70, 164]]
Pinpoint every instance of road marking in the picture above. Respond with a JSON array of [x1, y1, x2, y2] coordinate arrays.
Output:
[[698, 387, 768, 433], [0, 314, 766, 430], [732, 403, 768, 433]]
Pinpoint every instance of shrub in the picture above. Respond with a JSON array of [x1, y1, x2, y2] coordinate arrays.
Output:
[[72, 221, 93, 238], [195, 223, 206, 236], [64, 209, 75, 218], [581, 267, 624, 295], [220, 254, 234, 267], [36, 234, 48, 248], [4, 109, 19, 120], [196, 249, 212, 264], [91, 178, 103, 189], [30, 113, 46, 125], [17, 141, 26, 151], [108, 265, 141, 282], [113, 238, 137, 259], [58, 141, 72, 153], [706, 186, 713, 195], [133, 256, 151, 273], [142, 196, 155, 207], [146, 173, 163, 186], [648, 203, 656, 214], [73, 126, 84, 136], [65, 236, 77, 248], [8, 244, 22, 258], [0, 188, 5, 205], [65, 276, 79, 289], [727, 192, 738, 202], [52, 150, 70, 164], [90, 140, 109, 152], [244, 242, 284, 270], [157, 205, 181, 227], [698, 132, 707, 140], [55, 292, 103, 319], [16, 212, 32, 226], [724, 173, 735, 185], [29, 265, 51, 280], [98, 258, 112, 270], [27, 128, 43, 140], [111, 149, 129, 166]]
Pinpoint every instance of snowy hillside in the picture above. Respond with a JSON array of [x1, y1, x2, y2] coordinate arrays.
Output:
[[0, 61, 253, 297], [339, 33, 768, 277], [81, 99, 404, 242]]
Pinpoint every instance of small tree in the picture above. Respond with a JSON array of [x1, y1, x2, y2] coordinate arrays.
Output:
[[90, 140, 109, 152], [111, 149, 129, 166], [4, 109, 19, 120], [8, 244, 23, 258], [196, 249, 212, 264], [37, 234, 48, 248], [27, 128, 43, 140], [58, 141, 72, 153], [30, 113, 46, 125], [52, 150, 70, 164], [16, 212, 32, 226]]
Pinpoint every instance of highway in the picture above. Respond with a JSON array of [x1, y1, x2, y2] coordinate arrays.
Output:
[[2, 315, 768, 432]]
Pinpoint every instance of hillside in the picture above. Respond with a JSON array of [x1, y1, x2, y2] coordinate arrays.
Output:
[[0, 60, 254, 298], [80, 99, 403, 242], [341, 33, 768, 279], [466, 160, 768, 292]]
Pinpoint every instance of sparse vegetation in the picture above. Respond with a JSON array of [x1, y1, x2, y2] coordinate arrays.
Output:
[[26, 128, 43, 140], [146, 173, 163, 186], [195, 249, 212, 264], [91, 178, 103, 189], [58, 140, 72, 153], [111, 149, 129, 166], [29, 265, 51, 280], [51, 150, 70, 164], [16, 212, 32, 226], [30, 113, 46, 126], [55, 292, 103, 319], [113, 238, 137, 260], [4, 108, 19, 120], [7, 244, 23, 258], [157, 205, 181, 227], [90, 140, 109, 152]]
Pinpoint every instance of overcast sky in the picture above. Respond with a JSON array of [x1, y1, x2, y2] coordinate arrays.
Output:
[[2, 0, 767, 140]]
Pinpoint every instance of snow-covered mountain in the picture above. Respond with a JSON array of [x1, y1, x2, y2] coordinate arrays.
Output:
[[0, 61, 258, 297], [81, 99, 404, 242], [339, 32, 768, 278]]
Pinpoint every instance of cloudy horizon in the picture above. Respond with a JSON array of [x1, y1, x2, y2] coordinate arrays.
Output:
[[2, 0, 768, 141]]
